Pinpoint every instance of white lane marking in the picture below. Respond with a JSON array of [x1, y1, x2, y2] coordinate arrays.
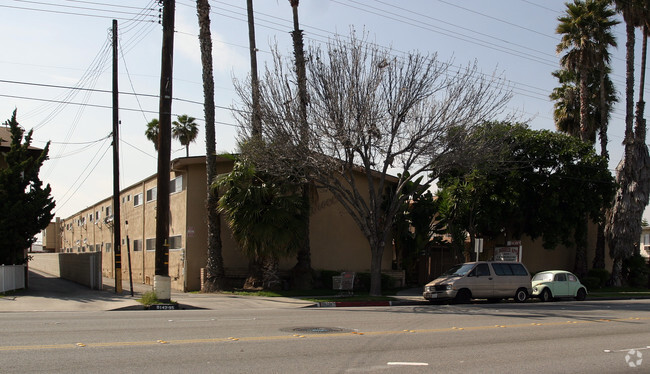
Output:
[[604, 346, 650, 353], [387, 362, 429, 366]]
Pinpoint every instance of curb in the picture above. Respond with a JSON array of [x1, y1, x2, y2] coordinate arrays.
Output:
[[315, 299, 429, 308]]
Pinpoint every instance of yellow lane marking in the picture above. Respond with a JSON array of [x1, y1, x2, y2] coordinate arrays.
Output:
[[1, 316, 647, 352]]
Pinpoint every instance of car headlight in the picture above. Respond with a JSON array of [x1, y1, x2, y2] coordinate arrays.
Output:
[[445, 284, 453, 290]]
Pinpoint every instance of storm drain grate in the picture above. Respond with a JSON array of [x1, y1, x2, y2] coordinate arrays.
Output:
[[281, 327, 352, 334]]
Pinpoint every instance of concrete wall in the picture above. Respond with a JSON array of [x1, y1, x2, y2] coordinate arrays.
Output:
[[30, 252, 102, 289]]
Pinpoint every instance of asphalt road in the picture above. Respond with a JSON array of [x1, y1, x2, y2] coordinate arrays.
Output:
[[1, 299, 648, 373]]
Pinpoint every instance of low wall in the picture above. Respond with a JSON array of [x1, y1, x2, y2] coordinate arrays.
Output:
[[0, 265, 25, 293], [30, 253, 102, 290]]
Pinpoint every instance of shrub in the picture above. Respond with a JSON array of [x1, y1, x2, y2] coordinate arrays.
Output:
[[581, 276, 600, 291], [587, 268, 610, 289], [623, 254, 649, 288]]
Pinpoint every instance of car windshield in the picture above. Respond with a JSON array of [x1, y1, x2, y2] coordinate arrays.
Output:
[[532, 272, 553, 282], [442, 264, 475, 277]]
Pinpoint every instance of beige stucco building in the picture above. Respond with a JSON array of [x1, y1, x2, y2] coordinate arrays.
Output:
[[58, 156, 395, 291]]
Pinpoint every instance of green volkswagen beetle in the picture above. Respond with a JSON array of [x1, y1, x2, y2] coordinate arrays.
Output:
[[531, 270, 587, 302]]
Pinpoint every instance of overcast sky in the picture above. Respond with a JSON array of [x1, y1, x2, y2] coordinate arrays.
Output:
[[1, 0, 648, 226]]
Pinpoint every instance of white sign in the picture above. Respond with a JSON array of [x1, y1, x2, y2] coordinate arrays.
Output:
[[494, 246, 521, 262]]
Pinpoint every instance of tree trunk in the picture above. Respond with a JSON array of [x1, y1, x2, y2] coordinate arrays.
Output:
[[262, 255, 281, 291], [197, 0, 225, 292], [592, 222, 606, 269], [247, 0, 262, 138], [578, 65, 590, 142], [369, 238, 384, 296], [244, 256, 263, 290], [606, 20, 637, 286], [573, 215, 588, 278], [289, 0, 314, 289]]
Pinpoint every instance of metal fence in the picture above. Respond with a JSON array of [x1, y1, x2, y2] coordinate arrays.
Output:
[[0, 264, 25, 293]]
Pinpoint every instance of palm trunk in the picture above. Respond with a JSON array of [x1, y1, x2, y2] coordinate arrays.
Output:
[[247, 0, 262, 138], [593, 68, 609, 270], [197, 0, 225, 292], [290, 0, 314, 289], [578, 65, 590, 142]]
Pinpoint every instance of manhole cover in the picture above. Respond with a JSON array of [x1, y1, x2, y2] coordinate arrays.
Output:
[[280, 326, 352, 334]]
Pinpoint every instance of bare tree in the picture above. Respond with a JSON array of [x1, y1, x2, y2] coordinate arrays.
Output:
[[234, 34, 512, 296]]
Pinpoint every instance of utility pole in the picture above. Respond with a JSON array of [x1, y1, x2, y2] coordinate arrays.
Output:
[[111, 19, 122, 294], [154, 0, 175, 302]]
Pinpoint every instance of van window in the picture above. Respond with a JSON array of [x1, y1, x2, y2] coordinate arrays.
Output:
[[492, 263, 513, 276], [476, 263, 491, 276], [493, 263, 528, 276]]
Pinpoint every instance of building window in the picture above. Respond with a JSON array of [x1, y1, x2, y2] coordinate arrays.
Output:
[[106, 206, 112, 217], [134, 193, 143, 207], [95, 244, 101, 252], [169, 235, 183, 250], [133, 239, 143, 251], [170, 175, 183, 194], [146, 238, 156, 251], [88, 213, 93, 222], [146, 187, 157, 202], [95, 211, 100, 221], [105, 243, 112, 253]]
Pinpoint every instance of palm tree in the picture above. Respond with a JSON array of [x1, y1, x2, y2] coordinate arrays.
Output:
[[196, 0, 225, 292], [172, 114, 198, 157], [556, 0, 618, 277], [556, 0, 618, 143], [607, 0, 650, 286], [216, 159, 306, 290], [289, 0, 314, 290], [145, 118, 160, 151]]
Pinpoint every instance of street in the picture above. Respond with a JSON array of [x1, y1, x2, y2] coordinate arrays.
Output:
[[1, 299, 649, 373]]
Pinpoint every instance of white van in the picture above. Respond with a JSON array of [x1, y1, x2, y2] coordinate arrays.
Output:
[[423, 261, 532, 303]]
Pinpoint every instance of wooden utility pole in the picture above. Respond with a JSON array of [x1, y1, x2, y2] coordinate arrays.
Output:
[[154, 0, 175, 301], [111, 19, 123, 294]]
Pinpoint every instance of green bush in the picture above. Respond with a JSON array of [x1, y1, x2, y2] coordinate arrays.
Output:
[[581, 276, 600, 291], [587, 268, 610, 289]]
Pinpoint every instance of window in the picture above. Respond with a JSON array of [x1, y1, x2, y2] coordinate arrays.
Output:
[[492, 263, 528, 276], [106, 206, 112, 217], [169, 235, 183, 250], [568, 274, 577, 282], [95, 211, 100, 221], [554, 273, 567, 282], [105, 243, 112, 253], [88, 213, 93, 222], [133, 239, 143, 251], [146, 238, 156, 251], [134, 193, 143, 207], [170, 175, 183, 194], [476, 263, 491, 276], [146, 187, 157, 202]]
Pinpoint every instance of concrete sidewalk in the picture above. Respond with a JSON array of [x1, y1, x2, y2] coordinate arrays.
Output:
[[0, 270, 334, 312]]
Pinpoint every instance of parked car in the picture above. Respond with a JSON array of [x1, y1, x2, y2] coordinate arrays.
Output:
[[531, 270, 587, 301], [423, 261, 532, 303]]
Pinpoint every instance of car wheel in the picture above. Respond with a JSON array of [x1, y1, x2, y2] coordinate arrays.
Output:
[[540, 288, 552, 302], [514, 288, 528, 303], [575, 288, 587, 301], [454, 289, 471, 304]]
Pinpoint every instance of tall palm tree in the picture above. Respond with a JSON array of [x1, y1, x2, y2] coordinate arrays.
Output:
[[172, 114, 199, 157], [216, 159, 306, 290], [607, 0, 650, 285], [196, 0, 225, 292], [145, 118, 160, 151], [556, 0, 618, 143], [556, 0, 618, 277], [289, 0, 314, 290]]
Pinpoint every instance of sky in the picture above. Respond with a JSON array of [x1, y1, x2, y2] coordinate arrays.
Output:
[[1, 0, 649, 230]]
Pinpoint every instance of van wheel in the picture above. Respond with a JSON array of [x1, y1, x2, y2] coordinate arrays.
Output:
[[455, 289, 471, 304], [514, 288, 528, 303], [540, 288, 552, 302], [575, 288, 587, 301]]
